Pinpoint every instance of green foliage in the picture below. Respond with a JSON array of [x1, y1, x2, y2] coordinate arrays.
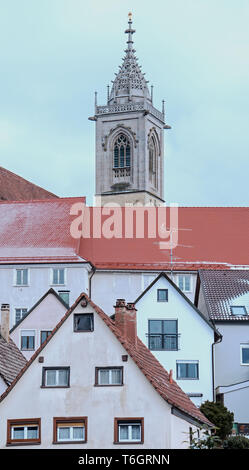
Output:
[[200, 401, 234, 440], [189, 428, 221, 449], [223, 435, 249, 449]]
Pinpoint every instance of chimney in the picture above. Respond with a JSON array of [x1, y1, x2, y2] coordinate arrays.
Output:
[[1, 304, 10, 342], [114, 299, 137, 347], [169, 369, 173, 384]]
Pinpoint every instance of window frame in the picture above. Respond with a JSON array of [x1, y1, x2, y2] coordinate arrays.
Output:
[[7, 418, 41, 446], [177, 274, 192, 293], [41, 367, 70, 388], [113, 133, 131, 169], [114, 418, 144, 445], [240, 344, 249, 366], [157, 289, 168, 302], [51, 268, 66, 286], [176, 361, 199, 380], [53, 417, 87, 445], [20, 329, 36, 351], [40, 330, 52, 346], [58, 290, 70, 306], [231, 306, 247, 316], [15, 307, 28, 324], [95, 367, 124, 387], [148, 319, 178, 351], [73, 313, 94, 333], [14, 268, 29, 287]]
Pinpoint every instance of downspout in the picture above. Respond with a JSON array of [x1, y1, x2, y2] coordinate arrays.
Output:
[[88, 266, 96, 299], [212, 330, 222, 402]]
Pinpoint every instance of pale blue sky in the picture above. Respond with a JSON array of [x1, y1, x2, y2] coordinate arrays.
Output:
[[0, 0, 248, 205]]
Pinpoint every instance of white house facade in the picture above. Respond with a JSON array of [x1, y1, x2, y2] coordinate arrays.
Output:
[[0, 293, 211, 449]]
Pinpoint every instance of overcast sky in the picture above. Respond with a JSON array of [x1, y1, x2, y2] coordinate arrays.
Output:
[[0, 0, 248, 206]]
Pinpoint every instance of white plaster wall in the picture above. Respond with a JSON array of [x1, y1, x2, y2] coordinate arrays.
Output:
[[0, 264, 89, 328], [10, 293, 67, 360], [223, 386, 249, 423], [136, 276, 214, 404], [91, 271, 197, 315], [0, 302, 196, 449]]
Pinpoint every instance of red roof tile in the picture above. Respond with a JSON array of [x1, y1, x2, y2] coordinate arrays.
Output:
[[0, 167, 58, 201], [79, 207, 249, 269], [0, 197, 86, 263], [0, 293, 212, 427]]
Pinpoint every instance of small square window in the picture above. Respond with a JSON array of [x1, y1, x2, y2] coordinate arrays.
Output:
[[7, 419, 41, 445], [21, 330, 35, 350], [157, 289, 168, 302], [95, 367, 123, 386], [15, 308, 28, 324], [74, 314, 94, 332], [42, 367, 70, 387], [114, 418, 144, 444], [16, 269, 28, 286], [58, 291, 70, 306], [176, 361, 199, 379], [231, 306, 247, 316], [53, 417, 87, 444]]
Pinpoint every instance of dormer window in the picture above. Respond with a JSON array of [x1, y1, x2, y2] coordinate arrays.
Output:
[[230, 306, 247, 316]]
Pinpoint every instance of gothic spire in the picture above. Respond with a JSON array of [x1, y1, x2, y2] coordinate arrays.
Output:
[[109, 13, 151, 105]]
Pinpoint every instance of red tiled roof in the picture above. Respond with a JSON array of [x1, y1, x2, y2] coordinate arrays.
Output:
[[0, 167, 58, 201], [79, 207, 249, 269], [0, 197, 86, 263], [198, 269, 249, 321], [0, 335, 27, 386], [0, 293, 212, 427]]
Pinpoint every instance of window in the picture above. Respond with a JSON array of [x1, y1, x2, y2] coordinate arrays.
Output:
[[15, 269, 28, 286], [113, 134, 131, 168], [114, 418, 144, 444], [148, 320, 178, 350], [52, 268, 65, 285], [231, 306, 247, 316], [240, 344, 249, 365], [95, 367, 123, 386], [15, 308, 28, 324], [53, 417, 87, 444], [176, 361, 199, 379], [7, 419, 41, 445], [74, 314, 94, 332], [40, 331, 52, 345], [58, 290, 70, 306], [157, 289, 168, 302], [42, 367, 70, 387], [148, 135, 157, 187], [21, 330, 35, 350], [177, 275, 191, 292]]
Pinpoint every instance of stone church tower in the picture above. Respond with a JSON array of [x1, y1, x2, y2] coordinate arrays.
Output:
[[90, 13, 170, 206]]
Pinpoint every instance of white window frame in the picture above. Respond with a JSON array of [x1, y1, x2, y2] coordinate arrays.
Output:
[[11, 424, 39, 440], [57, 424, 85, 442], [177, 274, 192, 293], [118, 422, 141, 442], [20, 329, 36, 351], [14, 268, 29, 286], [176, 360, 199, 380], [240, 344, 249, 366], [44, 368, 69, 387], [50, 268, 66, 286], [98, 368, 123, 385], [15, 307, 28, 324]]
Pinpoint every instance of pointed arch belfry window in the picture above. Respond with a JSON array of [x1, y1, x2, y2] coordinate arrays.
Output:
[[149, 135, 157, 188], [113, 134, 131, 169]]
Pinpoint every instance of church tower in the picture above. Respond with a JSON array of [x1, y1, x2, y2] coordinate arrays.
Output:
[[90, 13, 170, 206]]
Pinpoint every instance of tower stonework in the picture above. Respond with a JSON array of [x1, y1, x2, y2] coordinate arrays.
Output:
[[90, 14, 170, 206]]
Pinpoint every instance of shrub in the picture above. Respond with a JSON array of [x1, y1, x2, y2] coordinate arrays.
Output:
[[223, 435, 249, 449], [200, 401, 234, 440]]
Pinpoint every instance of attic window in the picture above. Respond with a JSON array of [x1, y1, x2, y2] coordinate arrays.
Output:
[[74, 314, 94, 332], [230, 306, 247, 316], [157, 289, 168, 302]]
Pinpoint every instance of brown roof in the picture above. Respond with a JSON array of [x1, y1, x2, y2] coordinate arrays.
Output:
[[198, 269, 249, 321], [0, 166, 58, 201], [0, 293, 212, 427], [0, 335, 27, 386]]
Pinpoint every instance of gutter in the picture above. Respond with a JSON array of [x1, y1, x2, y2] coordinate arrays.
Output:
[[88, 266, 96, 299], [212, 330, 223, 401]]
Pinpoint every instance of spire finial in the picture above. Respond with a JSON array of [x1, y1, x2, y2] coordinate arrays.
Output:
[[125, 12, 135, 49]]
